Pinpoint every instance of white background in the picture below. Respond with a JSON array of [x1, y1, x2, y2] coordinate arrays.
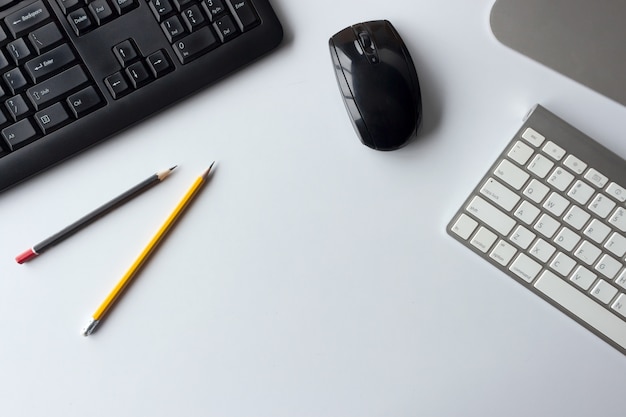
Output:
[[1, 1, 625, 416]]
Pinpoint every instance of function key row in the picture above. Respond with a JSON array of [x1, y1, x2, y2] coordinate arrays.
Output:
[[58, 0, 138, 35], [148, 0, 260, 64]]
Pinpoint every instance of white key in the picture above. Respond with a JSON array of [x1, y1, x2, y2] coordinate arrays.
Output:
[[567, 180, 595, 205], [509, 225, 536, 249], [535, 270, 626, 350], [521, 127, 545, 147], [480, 178, 520, 211], [542, 141, 566, 160], [523, 179, 550, 204], [574, 240, 602, 265], [450, 214, 478, 240], [583, 219, 611, 244], [570, 265, 597, 290], [615, 270, 626, 290], [509, 253, 542, 283], [514, 200, 541, 225], [466, 196, 516, 236], [553, 227, 580, 252], [588, 194, 616, 218], [527, 154, 554, 178], [563, 205, 591, 230], [606, 182, 626, 202], [507, 141, 534, 165], [604, 232, 626, 258], [494, 159, 530, 190], [529, 238, 556, 263], [590, 279, 619, 304], [543, 192, 570, 216], [534, 213, 561, 238], [612, 294, 626, 318], [550, 252, 577, 277], [594, 254, 622, 279], [563, 154, 587, 175], [584, 168, 608, 188], [608, 207, 626, 232], [490, 240, 517, 266], [547, 167, 574, 191], [470, 227, 498, 253]]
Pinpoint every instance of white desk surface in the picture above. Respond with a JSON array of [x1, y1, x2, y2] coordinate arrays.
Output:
[[1, 1, 625, 416]]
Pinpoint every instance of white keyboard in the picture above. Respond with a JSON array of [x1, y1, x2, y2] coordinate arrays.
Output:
[[447, 105, 626, 355]]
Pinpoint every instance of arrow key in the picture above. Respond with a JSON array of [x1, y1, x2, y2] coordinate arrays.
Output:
[[146, 50, 173, 78]]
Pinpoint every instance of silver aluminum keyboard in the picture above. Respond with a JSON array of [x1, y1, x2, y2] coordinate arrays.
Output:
[[447, 105, 626, 355]]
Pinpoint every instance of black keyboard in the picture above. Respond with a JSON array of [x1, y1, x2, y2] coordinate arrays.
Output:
[[0, 0, 282, 192]]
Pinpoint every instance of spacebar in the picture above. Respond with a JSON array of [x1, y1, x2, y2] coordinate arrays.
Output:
[[534, 271, 626, 349]]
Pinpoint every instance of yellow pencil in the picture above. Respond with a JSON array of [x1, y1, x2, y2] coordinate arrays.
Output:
[[82, 163, 215, 336]]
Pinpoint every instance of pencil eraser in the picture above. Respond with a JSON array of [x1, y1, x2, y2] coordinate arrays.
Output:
[[16, 248, 37, 264]]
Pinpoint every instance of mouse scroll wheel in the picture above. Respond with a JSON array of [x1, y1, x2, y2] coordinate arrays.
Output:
[[358, 32, 375, 53]]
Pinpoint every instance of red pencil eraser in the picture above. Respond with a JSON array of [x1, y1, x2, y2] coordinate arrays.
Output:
[[16, 248, 38, 264]]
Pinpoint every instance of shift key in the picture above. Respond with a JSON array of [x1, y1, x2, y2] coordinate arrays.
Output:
[[27, 65, 88, 110]]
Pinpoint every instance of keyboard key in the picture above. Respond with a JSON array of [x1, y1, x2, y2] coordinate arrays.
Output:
[[68, 8, 95, 35], [125, 61, 151, 88], [534, 270, 626, 350], [57, 0, 81, 14], [213, 14, 239, 42], [148, 0, 173, 21], [161, 16, 185, 42], [172, 27, 219, 64], [494, 159, 529, 190], [523, 179, 549, 203], [5, 94, 30, 120], [25, 44, 76, 83], [547, 167, 574, 191], [590, 279, 618, 304], [3, 68, 28, 95], [534, 213, 560, 238], [604, 232, 626, 257], [509, 253, 542, 283], [549, 252, 576, 276], [583, 219, 611, 244], [554, 227, 580, 252], [104, 71, 131, 99], [616, 271, 626, 290], [146, 50, 173, 78], [570, 265, 597, 290], [606, 182, 626, 202], [7, 38, 32, 65], [450, 213, 478, 240], [88, 0, 114, 25], [563, 154, 587, 175], [510, 225, 536, 249], [563, 205, 591, 230], [608, 207, 626, 232], [5, 1, 51, 38], [113, 39, 139, 67], [584, 168, 608, 188], [514, 200, 540, 225], [490, 240, 517, 266], [594, 254, 622, 280], [612, 294, 626, 318], [35, 102, 70, 133], [26, 65, 89, 110], [542, 140, 566, 160], [67, 86, 101, 118], [527, 154, 554, 178], [2, 118, 37, 150], [479, 177, 520, 211], [111, 0, 137, 14], [542, 192, 569, 216], [574, 240, 602, 266], [529, 238, 556, 263], [521, 127, 545, 147], [466, 196, 516, 236], [182, 5, 206, 32], [588, 194, 616, 218], [228, 0, 259, 31], [507, 140, 534, 165], [202, 0, 226, 21], [28, 23, 64, 54], [567, 180, 595, 205], [470, 226, 497, 253]]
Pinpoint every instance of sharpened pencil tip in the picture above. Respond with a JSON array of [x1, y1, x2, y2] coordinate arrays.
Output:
[[201, 162, 215, 179], [169, 165, 177, 171]]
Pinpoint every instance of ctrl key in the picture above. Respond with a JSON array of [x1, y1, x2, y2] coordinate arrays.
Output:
[[2, 119, 38, 151]]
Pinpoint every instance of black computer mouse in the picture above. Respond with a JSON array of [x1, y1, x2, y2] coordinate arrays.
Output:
[[329, 20, 422, 151]]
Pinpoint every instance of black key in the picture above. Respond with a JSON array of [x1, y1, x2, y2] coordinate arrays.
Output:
[[146, 50, 173, 78], [0, 53, 9, 72], [5, 94, 30, 120], [213, 14, 238, 42], [161, 16, 185, 43], [35, 101, 69, 133], [25, 44, 76, 83], [89, 0, 114, 25], [57, 0, 81, 14], [227, 0, 259, 31], [26, 65, 88, 110], [68, 8, 94, 36], [173, 0, 193, 11], [125, 61, 151, 88], [3, 68, 28, 94], [5, 1, 51, 38], [201, 0, 225, 21], [182, 5, 205, 32], [148, 0, 173, 22], [6, 38, 32, 65], [2, 118, 37, 151], [113, 39, 139, 67], [104, 72, 130, 99], [28, 23, 63, 54], [172, 27, 218, 64], [112, 0, 138, 14], [67, 86, 101, 118]]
